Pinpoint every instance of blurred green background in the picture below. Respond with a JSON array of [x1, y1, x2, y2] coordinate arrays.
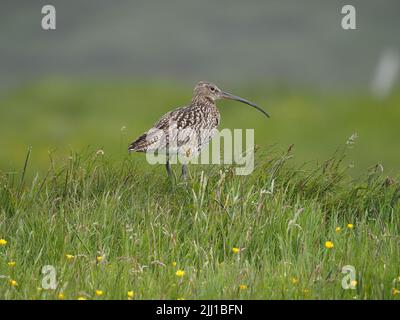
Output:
[[1, 80, 399, 176], [0, 0, 399, 175]]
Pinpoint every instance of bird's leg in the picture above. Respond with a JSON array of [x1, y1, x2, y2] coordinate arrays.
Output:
[[166, 157, 172, 178], [182, 164, 188, 181]]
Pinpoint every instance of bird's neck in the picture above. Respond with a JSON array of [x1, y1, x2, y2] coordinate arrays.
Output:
[[191, 94, 216, 108]]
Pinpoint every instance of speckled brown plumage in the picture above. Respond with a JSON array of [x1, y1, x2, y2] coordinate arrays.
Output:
[[128, 82, 221, 155], [128, 81, 269, 179]]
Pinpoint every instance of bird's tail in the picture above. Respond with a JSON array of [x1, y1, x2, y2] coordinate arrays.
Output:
[[128, 130, 162, 152], [128, 133, 149, 152], [129, 127, 166, 152]]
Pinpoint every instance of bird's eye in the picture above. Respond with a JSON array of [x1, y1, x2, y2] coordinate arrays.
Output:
[[210, 86, 215, 92]]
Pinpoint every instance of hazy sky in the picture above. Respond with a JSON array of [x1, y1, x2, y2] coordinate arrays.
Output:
[[1, 0, 399, 89]]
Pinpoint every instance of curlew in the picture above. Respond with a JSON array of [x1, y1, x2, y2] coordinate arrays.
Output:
[[128, 81, 269, 180]]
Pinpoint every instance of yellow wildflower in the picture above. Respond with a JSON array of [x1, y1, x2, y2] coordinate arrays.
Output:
[[58, 293, 65, 300], [176, 270, 185, 277], [291, 277, 299, 284], [96, 256, 104, 263], [9, 280, 18, 287], [65, 254, 75, 260], [239, 284, 248, 290], [7, 261, 16, 267], [172, 261, 177, 267], [77, 296, 87, 300], [232, 247, 240, 254], [0, 239, 7, 246], [347, 223, 354, 230], [95, 290, 104, 296], [335, 227, 341, 233], [127, 291, 135, 299], [392, 288, 399, 296], [177, 297, 185, 300], [325, 241, 334, 249], [350, 280, 358, 287]]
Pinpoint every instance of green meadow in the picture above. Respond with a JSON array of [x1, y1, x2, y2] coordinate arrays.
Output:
[[0, 80, 399, 299]]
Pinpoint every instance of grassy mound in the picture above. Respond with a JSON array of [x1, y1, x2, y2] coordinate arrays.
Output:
[[0, 147, 399, 299]]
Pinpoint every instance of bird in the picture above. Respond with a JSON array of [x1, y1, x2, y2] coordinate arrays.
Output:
[[128, 81, 269, 180]]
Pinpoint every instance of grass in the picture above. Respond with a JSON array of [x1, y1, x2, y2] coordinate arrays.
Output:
[[0, 81, 399, 299], [0, 146, 399, 300]]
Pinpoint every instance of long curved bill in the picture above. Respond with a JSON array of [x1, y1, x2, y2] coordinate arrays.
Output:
[[221, 91, 270, 118]]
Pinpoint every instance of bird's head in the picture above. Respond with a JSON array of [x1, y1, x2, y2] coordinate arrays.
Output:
[[193, 81, 270, 118]]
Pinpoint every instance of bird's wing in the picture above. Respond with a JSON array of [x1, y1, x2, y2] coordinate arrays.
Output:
[[128, 106, 189, 152]]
